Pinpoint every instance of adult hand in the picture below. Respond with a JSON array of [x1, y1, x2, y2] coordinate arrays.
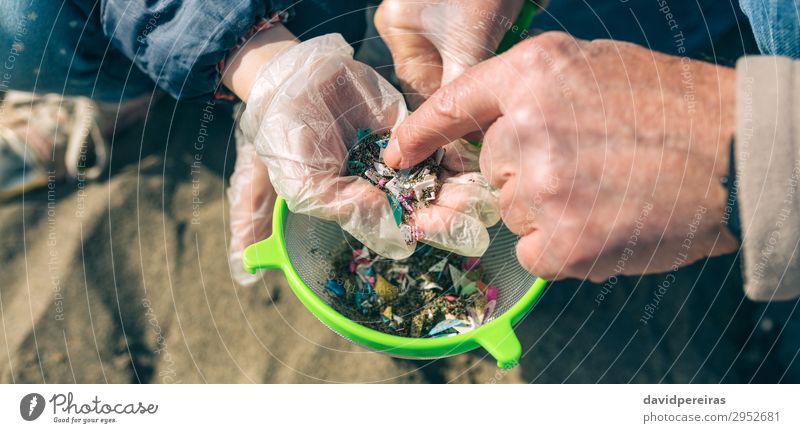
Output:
[[375, 0, 524, 108], [385, 32, 739, 281], [239, 34, 500, 260]]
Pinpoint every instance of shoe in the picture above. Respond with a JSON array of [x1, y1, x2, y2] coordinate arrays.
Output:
[[0, 92, 154, 200]]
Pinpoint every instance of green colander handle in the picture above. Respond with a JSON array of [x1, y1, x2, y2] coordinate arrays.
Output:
[[475, 317, 523, 369], [243, 234, 286, 273]]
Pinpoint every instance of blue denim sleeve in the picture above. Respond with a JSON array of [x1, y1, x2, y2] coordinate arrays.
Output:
[[100, 0, 367, 102], [739, 0, 800, 58]]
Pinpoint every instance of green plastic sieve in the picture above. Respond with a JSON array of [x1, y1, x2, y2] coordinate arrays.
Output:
[[243, 198, 546, 368], [242, 2, 543, 368]]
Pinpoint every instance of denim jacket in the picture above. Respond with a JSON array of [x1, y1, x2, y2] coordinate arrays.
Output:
[[739, 0, 800, 57], [97, 0, 368, 101], [94, 0, 799, 101]]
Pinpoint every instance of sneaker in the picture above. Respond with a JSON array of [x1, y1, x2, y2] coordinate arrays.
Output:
[[0, 92, 154, 200]]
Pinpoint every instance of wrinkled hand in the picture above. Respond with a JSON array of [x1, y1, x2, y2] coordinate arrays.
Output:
[[385, 32, 739, 281], [375, 0, 524, 108], [239, 34, 499, 260]]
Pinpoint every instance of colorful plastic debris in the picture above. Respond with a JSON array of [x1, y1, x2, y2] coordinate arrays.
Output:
[[448, 264, 465, 290], [462, 257, 481, 271], [325, 279, 345, 297], [484, 284, 498, 302], [429, 319, 467, 336], [327, 241, 497, 338], [374, 275, 399, 302], [460, 281, 478, 296], [346, 129, 444, 244], [428, 258, 448, 273]]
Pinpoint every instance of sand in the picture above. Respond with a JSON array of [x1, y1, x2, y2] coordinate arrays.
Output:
[[0, 24, 797, 383]]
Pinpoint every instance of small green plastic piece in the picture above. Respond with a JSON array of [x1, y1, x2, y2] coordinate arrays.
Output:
[[386, 193, 404, 226], [356, 128, 371, 142], [347, 160, 366, 175], [461, 281, 478, 296]]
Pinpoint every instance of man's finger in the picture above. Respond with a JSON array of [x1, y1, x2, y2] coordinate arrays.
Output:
[[384, 55, 512, 168]]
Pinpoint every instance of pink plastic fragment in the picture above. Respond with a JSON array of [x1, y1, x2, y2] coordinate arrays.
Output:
[[348, 261, 357, 273], [398, 196, 414, 212], [352, 249, 371, 266], [445, 295, 458, 302], [485, 284, 498, 302], [482, 300, 496, 324], [462, 257, 481, 271]]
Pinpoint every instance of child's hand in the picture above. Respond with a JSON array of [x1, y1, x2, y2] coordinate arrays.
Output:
[[227, 126, 276, 287], [238, 34, 499, 260]]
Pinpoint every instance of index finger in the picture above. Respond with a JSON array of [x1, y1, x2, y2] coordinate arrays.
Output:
[[384, 54, 513, 168]]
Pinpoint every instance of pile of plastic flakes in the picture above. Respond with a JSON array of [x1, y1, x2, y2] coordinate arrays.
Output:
[[324, 243, 498, 338], [346, 128, 444, 245]]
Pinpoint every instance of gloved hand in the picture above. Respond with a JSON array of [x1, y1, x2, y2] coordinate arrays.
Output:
[[375, 0, 524, 107], [227, 123, 276, 287], [238, 34, 499, 260]]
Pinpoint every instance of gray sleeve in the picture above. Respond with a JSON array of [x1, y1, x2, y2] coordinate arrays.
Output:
[[735, 56, 800, 301]]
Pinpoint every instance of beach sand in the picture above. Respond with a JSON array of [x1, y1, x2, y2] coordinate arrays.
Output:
[[1, 95, 791, 383], [1, 25, 796, 383]]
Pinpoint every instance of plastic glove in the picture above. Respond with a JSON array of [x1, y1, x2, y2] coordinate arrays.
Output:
[[375, 0, 524, 107], [239, 34, 499, 259], [227, 123, 276, 286]]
